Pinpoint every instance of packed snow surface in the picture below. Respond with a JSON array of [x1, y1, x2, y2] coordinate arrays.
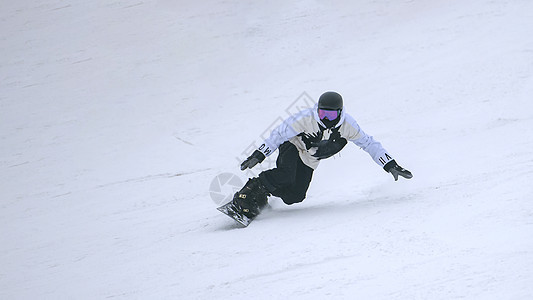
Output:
[[1, 0, 533, 299]]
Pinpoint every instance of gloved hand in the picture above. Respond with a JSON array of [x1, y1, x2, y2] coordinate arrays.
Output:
[[384, 160, 413, 181], [240, 150, 266, 170]]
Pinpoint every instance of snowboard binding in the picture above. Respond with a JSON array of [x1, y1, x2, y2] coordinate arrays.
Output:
[[217, 177, 270, 227]]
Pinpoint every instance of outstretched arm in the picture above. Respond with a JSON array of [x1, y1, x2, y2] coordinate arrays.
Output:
[[240, 111, 305, 170], [344, 114, 413, 180]]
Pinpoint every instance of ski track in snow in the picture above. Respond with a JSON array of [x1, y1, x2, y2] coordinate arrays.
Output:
[[2, 0, 533, 299]]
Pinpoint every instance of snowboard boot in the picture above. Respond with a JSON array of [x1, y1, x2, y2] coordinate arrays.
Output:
[[232, 177, 270, 219]]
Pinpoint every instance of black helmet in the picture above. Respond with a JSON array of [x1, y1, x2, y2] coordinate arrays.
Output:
[[318, 91, 343, 110], [317, 91, 343, 128]]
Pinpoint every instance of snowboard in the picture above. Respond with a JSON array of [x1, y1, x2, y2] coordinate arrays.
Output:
[[217, 201, 253, 227]]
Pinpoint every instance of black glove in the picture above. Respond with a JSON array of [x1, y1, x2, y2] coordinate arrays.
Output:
[[240, 150, 266, 170], [383, 160, 413, 181]]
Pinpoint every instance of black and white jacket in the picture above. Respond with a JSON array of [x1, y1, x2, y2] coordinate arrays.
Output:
[[257, 103, 394, 170]]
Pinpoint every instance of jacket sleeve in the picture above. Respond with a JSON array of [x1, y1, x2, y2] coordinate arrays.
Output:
[[256, 113, 301, 157], [343, 114, 395, 168]]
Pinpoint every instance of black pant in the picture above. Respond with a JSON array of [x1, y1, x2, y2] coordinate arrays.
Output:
[[259, 142, 314, 205]]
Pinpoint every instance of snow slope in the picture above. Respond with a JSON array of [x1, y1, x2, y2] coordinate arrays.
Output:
[[1, 0, 533, 299]]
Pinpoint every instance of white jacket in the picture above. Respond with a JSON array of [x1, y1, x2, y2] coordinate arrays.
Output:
[[257, 104, 394, 170]]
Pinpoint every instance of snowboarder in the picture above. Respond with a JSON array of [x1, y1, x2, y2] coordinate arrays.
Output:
[[223, 91, 412, 224]]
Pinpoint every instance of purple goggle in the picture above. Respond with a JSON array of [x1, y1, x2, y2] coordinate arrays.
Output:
[[318, 109, 339, 120]]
